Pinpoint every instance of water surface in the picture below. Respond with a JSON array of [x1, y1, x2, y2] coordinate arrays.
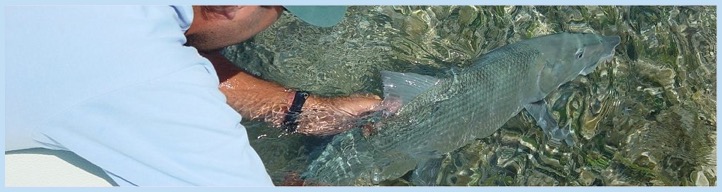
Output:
[[224, 6, 716, 186]]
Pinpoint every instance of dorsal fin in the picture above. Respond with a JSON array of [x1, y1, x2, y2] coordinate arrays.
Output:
[[380, 71, 440, 106]]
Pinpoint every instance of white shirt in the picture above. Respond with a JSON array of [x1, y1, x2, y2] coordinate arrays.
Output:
[[5, 5, 273, 186]]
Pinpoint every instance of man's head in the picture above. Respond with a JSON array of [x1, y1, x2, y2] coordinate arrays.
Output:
[[185, 6, 347, 52]]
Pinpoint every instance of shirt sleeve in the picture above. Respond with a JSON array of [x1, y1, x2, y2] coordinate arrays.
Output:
[[36, 64, 274, 186]]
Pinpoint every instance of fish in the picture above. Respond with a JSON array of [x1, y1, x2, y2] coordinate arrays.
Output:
[[302, 32, 621, 185]]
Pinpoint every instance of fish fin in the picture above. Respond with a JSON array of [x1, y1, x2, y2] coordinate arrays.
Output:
[[523, 100, 575, 146], [380, 71, 440, 106]]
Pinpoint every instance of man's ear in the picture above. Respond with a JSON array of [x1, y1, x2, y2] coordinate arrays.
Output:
[[218, 6, 242, 20], [199, 6, 243, 20]]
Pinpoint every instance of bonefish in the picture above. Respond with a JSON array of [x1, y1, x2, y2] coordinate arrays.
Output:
[[303, 32, 621, 185]]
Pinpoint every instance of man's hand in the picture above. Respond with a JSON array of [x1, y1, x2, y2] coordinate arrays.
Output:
[[294, 94, 382, 136]]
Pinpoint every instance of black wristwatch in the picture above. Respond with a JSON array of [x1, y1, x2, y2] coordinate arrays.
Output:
[[282, 91, 309, 133]]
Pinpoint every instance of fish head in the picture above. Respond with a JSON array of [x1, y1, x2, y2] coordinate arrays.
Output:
[[536, 32, 621, 95]]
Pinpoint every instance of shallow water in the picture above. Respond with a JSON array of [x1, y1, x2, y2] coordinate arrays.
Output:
[[223, 6, 716, 186]]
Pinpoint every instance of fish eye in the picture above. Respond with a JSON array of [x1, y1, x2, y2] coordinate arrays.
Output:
[[575, 50, 584, 59]]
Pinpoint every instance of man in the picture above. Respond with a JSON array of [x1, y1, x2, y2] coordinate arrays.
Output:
[[5, 5, 380, 186]]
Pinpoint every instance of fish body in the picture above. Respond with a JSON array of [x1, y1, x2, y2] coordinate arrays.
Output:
[[303, 32, 621, 185]]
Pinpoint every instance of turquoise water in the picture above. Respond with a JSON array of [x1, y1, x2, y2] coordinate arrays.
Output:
[[223, 6, 716, 186]]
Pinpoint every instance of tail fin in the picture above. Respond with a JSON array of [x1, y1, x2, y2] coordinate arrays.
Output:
[[303, 128, 418, 185], [302, 128, 375, 185], [409, 157, 444, 186]]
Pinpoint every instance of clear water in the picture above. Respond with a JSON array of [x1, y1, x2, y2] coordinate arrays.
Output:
[[223, 6, 716, 186]]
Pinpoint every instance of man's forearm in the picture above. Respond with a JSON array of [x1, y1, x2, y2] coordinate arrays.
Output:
[[201, 51, 295, 127], [201, 51, 382, 136]]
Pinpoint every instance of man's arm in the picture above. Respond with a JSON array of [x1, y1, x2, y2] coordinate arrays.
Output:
[[201, 51, 381, 136]]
